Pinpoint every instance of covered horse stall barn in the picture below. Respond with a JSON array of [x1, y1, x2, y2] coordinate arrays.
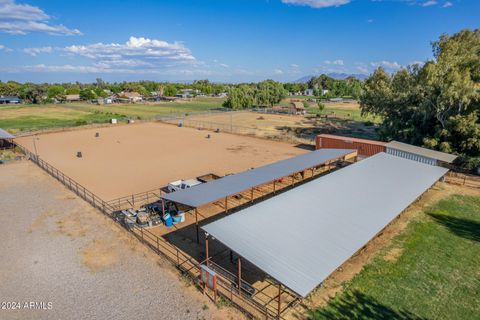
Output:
[[161, 148, 358, 245], [202, 153, 448, 318]]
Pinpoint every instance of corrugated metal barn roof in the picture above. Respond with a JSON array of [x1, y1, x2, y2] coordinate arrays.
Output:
[[163, 148, 355, 208], [386, 141, 457, 163], [0, 128, 15, 139], [203, 153, 448, 297]]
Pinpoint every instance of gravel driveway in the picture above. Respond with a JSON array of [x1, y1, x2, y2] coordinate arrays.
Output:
[[0, 161, 239, 320]]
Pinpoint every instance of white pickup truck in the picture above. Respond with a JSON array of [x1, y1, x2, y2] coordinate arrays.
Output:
[[167, 179, 202, 192]]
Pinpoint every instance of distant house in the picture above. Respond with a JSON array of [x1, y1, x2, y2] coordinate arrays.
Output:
[[121, 92, 143, 103], [304, 89, 314, 96], [321, 89, 329, 96], [0, 96, 21, 104], [289, 102, 306, 115], [176, 92, 190, 99], [65, 94, 81, 102], [217, 92, 228, 98]]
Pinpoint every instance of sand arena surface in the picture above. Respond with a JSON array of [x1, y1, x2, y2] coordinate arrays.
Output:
[[15, 122, 305, 200]]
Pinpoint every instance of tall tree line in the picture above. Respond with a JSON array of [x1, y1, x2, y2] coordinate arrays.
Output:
[[360, 29, 480, 170], [0, 79, 229, 104]]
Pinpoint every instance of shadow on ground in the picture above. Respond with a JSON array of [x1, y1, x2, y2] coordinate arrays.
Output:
[[306, 290, 428, 320], [427, 213, 480, 243]]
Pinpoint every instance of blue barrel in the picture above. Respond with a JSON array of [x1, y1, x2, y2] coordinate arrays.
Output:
[[163, 213, 173, 227]]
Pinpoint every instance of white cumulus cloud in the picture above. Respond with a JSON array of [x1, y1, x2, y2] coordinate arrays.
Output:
[[63, 36, 196, 69], [281, 0, 350, 9], [15, 36, 207, 76], [23, 46, 53, 56], [421, 0, 437, 7], [0, 43, 12, 51], [371, 60, 402, 70], [0, 0, 81, 35]]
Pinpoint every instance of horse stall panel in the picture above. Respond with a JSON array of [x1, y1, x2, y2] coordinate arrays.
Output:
[[316, 135, 386, 157]]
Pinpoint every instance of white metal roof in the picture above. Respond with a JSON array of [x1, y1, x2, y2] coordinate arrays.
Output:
[[386, 141, 457, 163], [0, 128, 15, 139], [202, 153, 448, 297], [163, 148, 355, 208]]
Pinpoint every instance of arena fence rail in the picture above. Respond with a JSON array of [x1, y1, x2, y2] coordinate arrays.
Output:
[[14, 141, 274, 319]]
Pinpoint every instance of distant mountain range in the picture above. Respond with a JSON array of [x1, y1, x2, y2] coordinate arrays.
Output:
[[293, 73, 369, 83]]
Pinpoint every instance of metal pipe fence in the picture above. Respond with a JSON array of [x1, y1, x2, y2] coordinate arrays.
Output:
[[14, 141, 273, 319]]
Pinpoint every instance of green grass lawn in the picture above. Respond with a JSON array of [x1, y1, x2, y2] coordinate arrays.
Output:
[[64, 97, 225, 119], [308, 194, 480, 320], [0, 97, 225, 132]]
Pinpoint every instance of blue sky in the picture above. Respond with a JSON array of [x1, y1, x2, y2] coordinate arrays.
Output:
[[0, 0, 478, 83]]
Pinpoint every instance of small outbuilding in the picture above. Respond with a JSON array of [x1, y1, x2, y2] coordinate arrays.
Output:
[[0, 128, 15, 149], [120, 92, 143, 103], [289, 101, 306, 115], [65, 94, 81, 102]]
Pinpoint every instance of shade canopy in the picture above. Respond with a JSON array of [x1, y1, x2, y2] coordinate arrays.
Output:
[[163, 148, 355, 208], [203, 153, 448, 297]]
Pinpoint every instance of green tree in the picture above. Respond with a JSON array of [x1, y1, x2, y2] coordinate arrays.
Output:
[[255, 80, 287, 107], [80, 89, 97, 100], [47, 85, 66, 100], [163, 85, 177, 97], [360, 28, 480, 167], [223, 85, 255, 109]]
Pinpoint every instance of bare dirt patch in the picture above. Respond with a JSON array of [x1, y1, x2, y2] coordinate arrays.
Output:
[[384, 247, 404, 262], [1, 161, 239, 319], [81, 238, 119, 273]]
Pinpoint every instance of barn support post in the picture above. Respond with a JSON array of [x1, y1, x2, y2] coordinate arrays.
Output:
[[161, 199, 165, 215], [205, 233, 209, 266], [251, 187, 254, 202], [277, 283, 282, 319], [237, 257, 242, 294], [195, 208, 199, 244]]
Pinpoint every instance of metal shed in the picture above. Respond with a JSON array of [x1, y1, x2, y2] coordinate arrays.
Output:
[[0, 128, 15, 150], [386, 141, 457, 166], [202, 153, 448, 299]]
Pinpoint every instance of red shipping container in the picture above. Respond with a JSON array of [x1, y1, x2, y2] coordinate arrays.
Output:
[[316, 134, 386, 157]]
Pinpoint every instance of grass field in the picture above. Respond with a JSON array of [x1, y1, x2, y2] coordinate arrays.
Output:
[[0, 98, 379, 140], [0, 97, 225, 133], [308, 194, 480, 320]]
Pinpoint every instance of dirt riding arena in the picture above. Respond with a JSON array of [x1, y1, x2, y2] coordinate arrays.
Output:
[[15, 122, 305, 200]]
